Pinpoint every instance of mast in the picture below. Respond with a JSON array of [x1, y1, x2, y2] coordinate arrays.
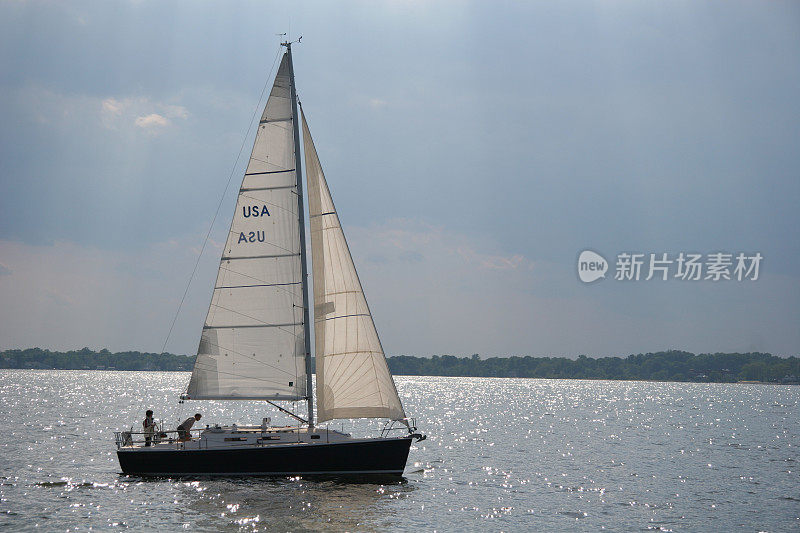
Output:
[[283, 40, 314, 428]]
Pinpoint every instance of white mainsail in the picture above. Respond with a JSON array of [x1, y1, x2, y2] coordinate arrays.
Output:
[[185, 53, 307, 400], [302, 110, 406, 423]]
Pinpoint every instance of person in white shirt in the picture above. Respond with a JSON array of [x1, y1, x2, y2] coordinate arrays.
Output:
[[142, 410, 155, 446]]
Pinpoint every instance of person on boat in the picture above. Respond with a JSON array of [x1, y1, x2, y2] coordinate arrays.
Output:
[[177, 413, 201, 441], [142, 409, 155, 447]]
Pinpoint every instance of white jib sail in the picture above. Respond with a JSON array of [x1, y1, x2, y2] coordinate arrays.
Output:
[[302, 110, 406, 423], [186, 53, 307, 400]]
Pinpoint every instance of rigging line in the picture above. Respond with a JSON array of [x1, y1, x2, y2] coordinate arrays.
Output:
[[161, 46, 284, 354], [325, 350, 382, 357], [209, 302, 293, 328], [246, 156, 274, 166], [324, 289, 360, 296], [222, 253, 299, 260], [192, 363, 290, 387], [215, 282, 301, 290], [241, 185, 297, 193], [244, 167, 295, 174], [323, 313, 371, 321], [192, 362, 297, 387], [217, 266, 301, 297], [208, 303, 304, 341], [265, 399, 308, 424], [199, 339, 299, 377]]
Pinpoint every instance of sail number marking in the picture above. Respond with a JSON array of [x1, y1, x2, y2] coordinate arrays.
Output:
[[242, 205, 271, 218], [238, 231, 265, 243], [238, 205, 271, 244]]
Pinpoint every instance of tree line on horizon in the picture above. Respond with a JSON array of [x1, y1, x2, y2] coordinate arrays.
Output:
[[0, 347, 193, 371], [0, 347, 798, 384], [387, 352, 799, 383]]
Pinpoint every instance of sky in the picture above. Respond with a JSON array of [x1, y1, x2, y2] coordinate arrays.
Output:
[[0, 1, 798, 358]]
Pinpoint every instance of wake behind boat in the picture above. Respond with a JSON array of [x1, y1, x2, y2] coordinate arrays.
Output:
[[115, 40, 424, 476]]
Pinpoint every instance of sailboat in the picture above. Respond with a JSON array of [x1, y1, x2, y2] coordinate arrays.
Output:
[[115, 41, 424, 476]]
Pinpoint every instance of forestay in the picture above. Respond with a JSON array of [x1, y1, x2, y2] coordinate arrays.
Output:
[[302, 110, 406, 423], [185, 53, 307, 400]]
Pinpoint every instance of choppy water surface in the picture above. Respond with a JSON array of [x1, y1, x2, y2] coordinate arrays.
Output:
[[0, 371, 797, 531]]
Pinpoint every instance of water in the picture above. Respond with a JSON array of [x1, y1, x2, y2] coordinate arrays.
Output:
[[0, 370, 797, 531]]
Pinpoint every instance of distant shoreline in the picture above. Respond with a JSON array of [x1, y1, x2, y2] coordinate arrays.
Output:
[[0, 367, 795, 386], [2, 348, 798, 385]]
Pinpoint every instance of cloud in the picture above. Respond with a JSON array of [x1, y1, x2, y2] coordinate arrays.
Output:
[[456, 246, 533, 271], [7, 88, 190, 135], [99, 97, 189, 133], [97, 97, 189, 132], [44, 287, 74, 306], [344, 219, 548, 354], [135, 113, 170, 129], [368, 98, 387, 109], [350, 219, 533, 272], [0, 263, 11, 275], [162, 104, 189, 120], [102, 98, 124, 116]]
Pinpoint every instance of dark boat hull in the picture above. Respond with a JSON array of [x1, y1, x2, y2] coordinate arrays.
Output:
[[117, 437, 413, 476]]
